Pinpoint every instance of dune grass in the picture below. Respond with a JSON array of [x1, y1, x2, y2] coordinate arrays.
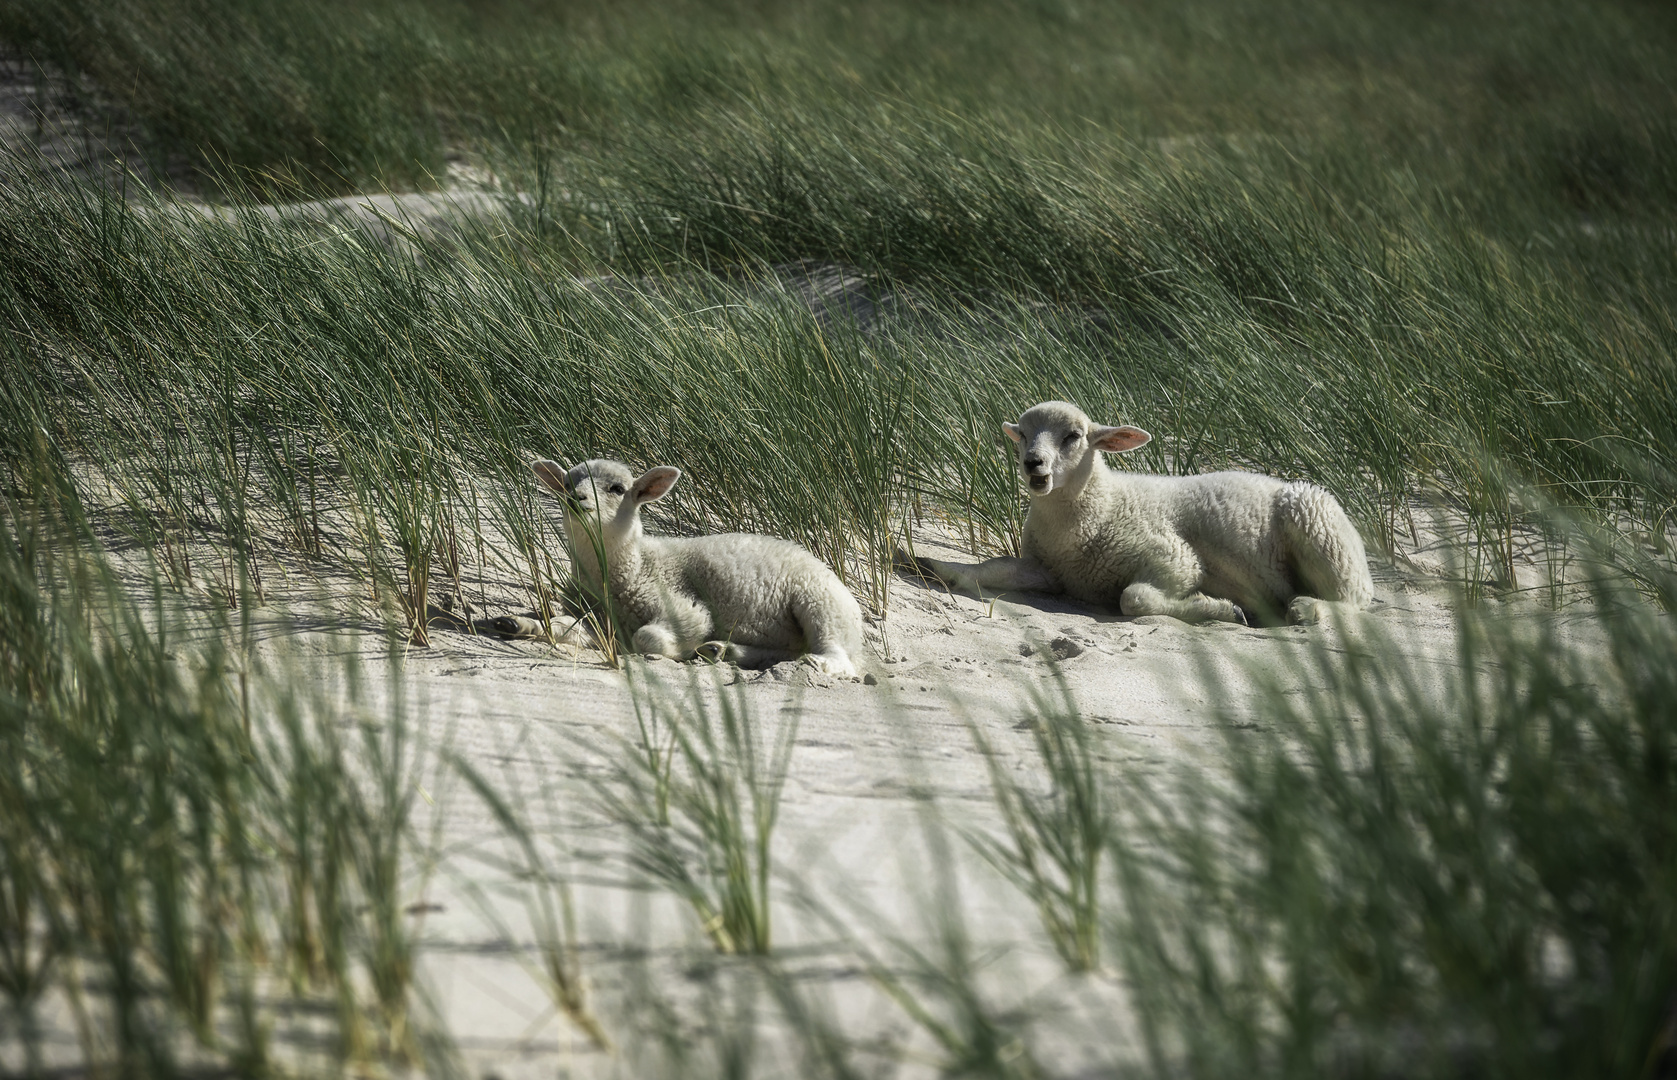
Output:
[[0, 153, 1672, 631], [4, 0, 1676, 220], [594, 667, 799, 956], [969, 676, 1109, 974]]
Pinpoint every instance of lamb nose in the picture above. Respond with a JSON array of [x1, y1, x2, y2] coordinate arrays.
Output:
[[1024, 455, 1044, 471]]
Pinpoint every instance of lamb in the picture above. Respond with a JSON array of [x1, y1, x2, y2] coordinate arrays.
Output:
[[531, 457, 865, 676], [897, 401, 1373, 625]]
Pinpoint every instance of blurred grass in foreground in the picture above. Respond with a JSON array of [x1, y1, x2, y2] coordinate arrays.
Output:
[[0, 460, 453, 1076], [1106, 520, 1677, 1078]]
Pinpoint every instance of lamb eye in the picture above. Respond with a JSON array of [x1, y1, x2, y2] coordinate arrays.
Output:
[[1063, 432, 1081, 444], [608, 483, 626, 495]]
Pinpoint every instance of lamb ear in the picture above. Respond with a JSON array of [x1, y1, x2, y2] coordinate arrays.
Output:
[[632, 466, 681, 503], [1002, 422, 1024, 444], [1090, 425, 1151, 453], [531, 459, 570, 495]]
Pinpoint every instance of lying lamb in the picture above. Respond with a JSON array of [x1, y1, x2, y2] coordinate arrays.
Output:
[[898, 401, 1373, 625], [532, 457, 865, 675]]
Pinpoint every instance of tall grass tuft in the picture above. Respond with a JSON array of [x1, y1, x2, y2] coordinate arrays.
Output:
[[0, 454, 451, 1075], [969, 673, 1110, 973], [593, 668, 798, 955]]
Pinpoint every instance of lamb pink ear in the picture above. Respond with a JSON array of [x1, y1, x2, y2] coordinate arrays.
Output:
[[1090, 425, 1151, 453], [632, 466, 681, 503], [531, 459, 569, 495], [1002, 422, 1023, 444]]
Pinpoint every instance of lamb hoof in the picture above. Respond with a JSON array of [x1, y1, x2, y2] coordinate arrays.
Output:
[[892, 546, 938, 579], [806, 653, 858, 679], [695, 640, 732, 663], [1231, 605, 1252, 628], [1287, 597, 1325, 625], [486, 615, 545, 639]]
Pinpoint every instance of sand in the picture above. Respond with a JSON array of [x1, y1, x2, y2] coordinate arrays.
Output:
[[165, 525, 1478, 1079]]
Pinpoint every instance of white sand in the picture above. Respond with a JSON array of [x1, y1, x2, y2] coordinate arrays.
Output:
[[216, 529, 1475, 1078]]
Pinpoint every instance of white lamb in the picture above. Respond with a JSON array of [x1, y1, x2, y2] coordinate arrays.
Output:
[[898, 401, 1373, 625], [531, 457, 865, 676]]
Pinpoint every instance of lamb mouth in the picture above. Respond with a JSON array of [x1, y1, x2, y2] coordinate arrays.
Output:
[[1028, 476, 1050, 492]]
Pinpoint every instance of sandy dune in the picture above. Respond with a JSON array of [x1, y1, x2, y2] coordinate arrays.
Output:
[[215, 530, 1473, 1078]]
